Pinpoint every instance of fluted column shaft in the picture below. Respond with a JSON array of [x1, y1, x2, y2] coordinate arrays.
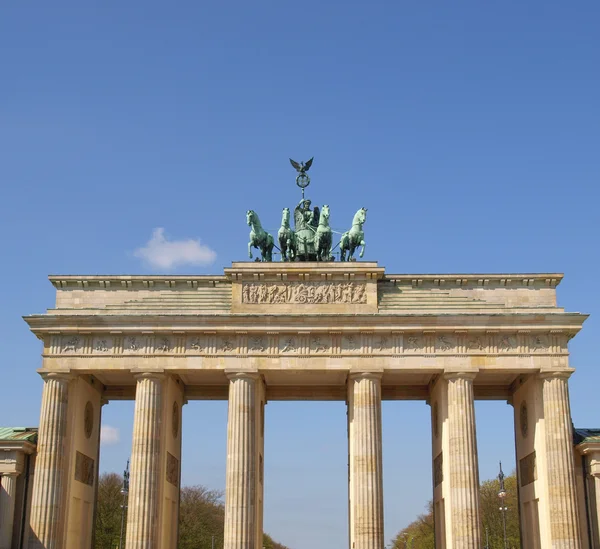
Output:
[[0, 473, 18, 549], [445, 372, 481, 549], [542, 372, 581, 548], [126, 373, 164, 549], [28, 373, 72, 549], [348, 373, 384, 549], [224, 373, 259, 549]]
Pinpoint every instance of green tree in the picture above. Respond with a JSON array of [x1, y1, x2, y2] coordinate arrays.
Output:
[[178, 486, 225, 549], [480, 473, 520, 549], [391, 472, 521, 549], [94, 472, 126, 549], [391, 501, 435, 549], [94, 475, 291, 549]]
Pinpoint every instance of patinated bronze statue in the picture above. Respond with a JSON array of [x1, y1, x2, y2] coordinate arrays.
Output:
[[289, 157, 314, 175], [243, 158, 367, 262]]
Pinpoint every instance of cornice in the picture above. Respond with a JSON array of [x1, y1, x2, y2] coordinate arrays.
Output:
[[23, 311, 588, 334], [382, 273, 563, 288], [49, 274, 228, 290]]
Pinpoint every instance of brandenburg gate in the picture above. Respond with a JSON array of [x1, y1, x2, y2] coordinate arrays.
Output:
[[23, 261, 587, 549]]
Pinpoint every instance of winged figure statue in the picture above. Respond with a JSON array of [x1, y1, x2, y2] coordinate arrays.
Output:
[[289, 157, 314, 175]]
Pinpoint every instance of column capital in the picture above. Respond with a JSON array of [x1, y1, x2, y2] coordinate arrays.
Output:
[[348, 371, 383, 381], [539, 369, 574, 381], [225, 370, 260, 381], [443, 370, 478, 381], [131, 369, 165, 381], [39, 371, 74, 383], [0, 472, 19, 479]]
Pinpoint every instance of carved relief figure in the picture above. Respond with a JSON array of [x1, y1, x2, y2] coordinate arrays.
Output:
[[157, 338, 171, 352], [406, 336, 421, 351], [281, 338, 297, 353], [189, 338, 204, 352], [376, 336, 389, 352], [531, 335, 548, 351], [126, 336, 140, 351], [242, 282, 367, 305], [499, 335, 516, 351], [468, 337, 485, 351], [63, 336, 80, 353], [312, 337, 328, 353], [221, 338, 234, 352], [95, 339, 109, 352], [250, 337, 266, 352], [344, 335, 358, 351], [437, 336, 453, 352]]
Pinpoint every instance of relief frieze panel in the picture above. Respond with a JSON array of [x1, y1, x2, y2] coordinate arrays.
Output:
[[310, 335, 330, 354], [242, 282, 367, 304], [342, 334, 360, 354], [48, 331, 565, 357], [280, 336, 299, 354], [93, 337, 112, 353], [436, 335, 455, 352], [219, 335, 236, 353], [187, 336, 205, 354], [74, 451, 95, 487], [405, 335, 423, 353]]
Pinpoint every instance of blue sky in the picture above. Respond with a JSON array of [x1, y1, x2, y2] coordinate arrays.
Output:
[[1, 2, 599, 548]]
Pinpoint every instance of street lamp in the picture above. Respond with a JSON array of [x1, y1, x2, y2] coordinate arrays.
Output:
[[399, 534, 413, 548], [497, 461, 508, 549], [119, 459, 130, 549]]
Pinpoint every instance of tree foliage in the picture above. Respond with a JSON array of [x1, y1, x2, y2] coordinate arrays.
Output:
[[391, 472, 521, 549], [94, 472, 127, 549], [94, 474, 290, 549]]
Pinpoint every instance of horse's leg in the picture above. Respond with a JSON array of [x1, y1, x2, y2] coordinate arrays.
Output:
[[349, 241, 356, 261], [359, 239, 366, 258], [248, 240, 253, 259]]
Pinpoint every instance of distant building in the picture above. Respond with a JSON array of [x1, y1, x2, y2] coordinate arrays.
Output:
[[575, 428, 600, 549], [0, 427, 37, 549]]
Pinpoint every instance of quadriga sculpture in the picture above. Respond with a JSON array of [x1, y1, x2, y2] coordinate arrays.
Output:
[[314, 204, 332, 261], [340, 207, 367, 261], [277, 207, 297, 262], [247, 210, 274, 262]]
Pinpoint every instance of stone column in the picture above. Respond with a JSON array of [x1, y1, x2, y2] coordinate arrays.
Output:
[[224, 372, 260, 549], [0, 473, 18, 549], [28, 372, 72, 549], [126, 373, 165, 549], [445, 372, 481, 549], [541, 371, 581, 548], [348, 372, 384, 549]]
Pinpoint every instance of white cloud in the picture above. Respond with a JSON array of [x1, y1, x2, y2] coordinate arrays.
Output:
[[100, 425, 120, 446], [134, 228, 217, 270]]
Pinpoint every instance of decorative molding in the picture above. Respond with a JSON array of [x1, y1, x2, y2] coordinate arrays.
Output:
[[74, 451, 95, 486], [43, 330, 569, 358], [434, 452, 443, 487], [166, 452, 179, 487], [519, 451, 537, 487]]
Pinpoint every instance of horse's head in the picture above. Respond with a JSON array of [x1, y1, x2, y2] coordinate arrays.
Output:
[[281, 207, 290, 224], [321, 204, 330, 220], [353, 207, 367, 225], [246, 210, 255, 226]]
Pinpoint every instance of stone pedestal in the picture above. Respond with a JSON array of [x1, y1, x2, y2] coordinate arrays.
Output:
[[28, 372, 72, 549], [542, 372, 582, 548], [445, 372, 480, 549], [224, 372, 265, 549], [126, 373, 165, 549], [348, 372, 384, 549], [0, 473, 18, 549]]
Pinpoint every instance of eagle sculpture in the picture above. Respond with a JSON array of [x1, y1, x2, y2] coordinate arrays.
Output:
[[289, 157, 314, 175]]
